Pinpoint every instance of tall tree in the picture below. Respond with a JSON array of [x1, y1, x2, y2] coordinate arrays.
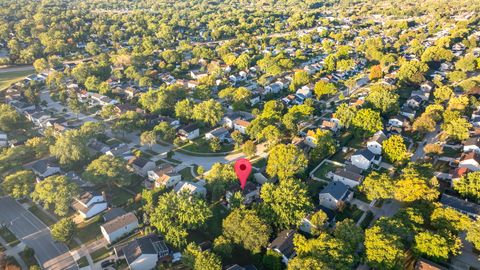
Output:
[[31, 175, 79, 217], [2, 170, 35, 199], [51, 218, 76, 243], [352, 108, 383, 138], [382, 135, 408, 163], [50, 130, 89, 166], [82, 155, 131, 189], [193, 99, 224, 126], [266, 144, 308, 180]]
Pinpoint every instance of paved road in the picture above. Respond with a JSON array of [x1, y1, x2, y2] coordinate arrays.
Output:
[[0, 197, 77, 270], [411, 125, 441, 161]]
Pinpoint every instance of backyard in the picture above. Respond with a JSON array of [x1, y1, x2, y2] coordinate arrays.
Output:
[[312, 161, 343, 180]]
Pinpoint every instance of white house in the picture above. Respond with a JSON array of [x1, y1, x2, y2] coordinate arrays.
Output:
[[174, 181, 207, 198], [205, 127, 230, 142], [299, 207, 335, 234], [331, 167, 364, 187], [178, 124, 200, 141], [421, 81, 435, 93], [459, 152, 480, 171], [388, 115, 408, 128], [233, 119, 250, 134], [155, 174, 182, 189], [367, 131, 387, 155], [101, 212, 139, 244], [267, 230, 296, 265], [318, 181, 353, 210], [225, 182, 260, 208], [351, 149, 376, 170], [117, 234, 170, 270], [463, 137, 480, 153], [72, 190, 108, 219], [407, 95, 423, 109]]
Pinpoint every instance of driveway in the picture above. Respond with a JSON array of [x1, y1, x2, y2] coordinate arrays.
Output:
[[0, 197, 77, 270], [411, 125, 440, 161]]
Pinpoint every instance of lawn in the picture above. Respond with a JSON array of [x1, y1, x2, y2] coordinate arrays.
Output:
[[0, 68, 34, 90], [109, 186, 135, 207], [330, 149, 355, 163], [335, 204, 364, 222], [77, 256, 89, 268], [0, 226, 19, 247], [306, 179, 327, 204], [29, 204, 56, 227], [442, 146, 461, 158], [190, 203, 229, 243], [91, 247, 111, 262], [75, 215, 102, 247], [312, 161, 342, 180], [251, 157, 267, 169], [181, 138, 235, 153], [179, 167, 195, 180]]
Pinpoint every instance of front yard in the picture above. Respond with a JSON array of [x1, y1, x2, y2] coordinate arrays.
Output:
[[29, 204, 56, 227], [181, 138, 235, 153]]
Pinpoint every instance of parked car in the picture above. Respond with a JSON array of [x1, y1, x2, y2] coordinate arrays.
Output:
[[101, 259, 115, 268]]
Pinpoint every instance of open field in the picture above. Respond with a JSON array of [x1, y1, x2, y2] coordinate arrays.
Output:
[[0, 66, 34, 90]]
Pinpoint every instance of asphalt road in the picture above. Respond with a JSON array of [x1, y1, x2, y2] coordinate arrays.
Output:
[[0, 197, 77, 270]]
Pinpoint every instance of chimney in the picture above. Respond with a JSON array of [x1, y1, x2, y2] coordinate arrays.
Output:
[[102, 191, 107, 202]]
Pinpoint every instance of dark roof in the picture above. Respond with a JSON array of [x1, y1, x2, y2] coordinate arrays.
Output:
[[390, 114, 407, 122], [440, 194, 480, 216], [268, 230, 296, 259], [409, 95, 423, 103], [320, 181, 350, 200], [103, 208, 127, 222], [179, 123, 198, 133], [30, 159, 59, 174], [226, 265, 245, 270], [129, 156, 150, 168], [77, 189, 102, 204], [353, 149, 375, 160], [208, 127, 229, 137], [464, 137, 480, 147], [333, 168, 364, 182], [123, 234, 169, 265]]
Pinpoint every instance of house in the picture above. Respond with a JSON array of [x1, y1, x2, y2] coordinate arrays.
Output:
[[331, 166, 364, 187], [116, 234, 171, 270], [174, 181, 207, 198], [155, 173, 182, 189], [318, 181, 353, 210], [440, 62, 454, 72], [178, 124, 200, 141], [147, 164, 175, 181], [72, 190, 108, 219], [415, 258, 448, 270], [463, 137, 480, 153], [128, 156, 155, 177], [101, 212, 139, 244], [225, 182, 260, 208], [0, 133, 7, 146], [421, 81, 435, 93], [388, 115, 408, 128], [296, 85, 312, 98], [233, 119, 250, 134], [451, 167, 470, 186], [28, 158, 61, 179], [440, 194, 480, 219], [407, 95, 423, 109], [106, 144, 131, 157], [321, 120, 338, 132], [205, 127, 231, 142], [400, 106, 416, 120], [305, 130, 318, 148], [103, 208, 127, 222], [459, 152, 480, 171], [367, 131, 387, 155], [351, 149, 376, 170], [268, 230, 296, 264], [299, 206, 336, 234], [87, 139, 111, 154], [223, 111, 254, 129]]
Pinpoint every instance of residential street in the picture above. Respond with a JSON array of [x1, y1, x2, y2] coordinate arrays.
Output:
[[411, 125, 441, 161], [0, 197, 77, 270]]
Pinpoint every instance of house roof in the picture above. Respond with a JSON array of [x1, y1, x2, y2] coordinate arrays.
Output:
[[77, 189, 102, 204], [320, 181, 350, 200], [321, 120, 336, 129], [129, 156, 150, 168], [208, 127, 229, 137], [353, 149, 375, 161], [174, 181, 205, 195], [268, 230, 296, 259], [30, 159, 59, 174], [451, 167, 469, 179], [415, 258, 447, 270], [123, 234, 169, 265], [103, 208, 127, 222], [460, 152, 480, 163], [179, 123, 198, 133], [440, 194, 480, 216], [368, 131, 387, 144], [234, 119, 250, 127], [463, 137, 480, 147], [153, 163, 175, 176], [101, 212, 138, 234], [333, 168, 364, 182]]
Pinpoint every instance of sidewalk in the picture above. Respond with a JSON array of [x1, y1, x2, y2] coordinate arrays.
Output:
[[0, 235, 28, 269]]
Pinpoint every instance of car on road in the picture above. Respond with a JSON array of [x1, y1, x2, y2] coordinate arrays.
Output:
[[101, 259, 115, 268]]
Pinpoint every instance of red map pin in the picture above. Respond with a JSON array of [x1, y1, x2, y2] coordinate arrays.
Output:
[[234, 158, 252, 190]]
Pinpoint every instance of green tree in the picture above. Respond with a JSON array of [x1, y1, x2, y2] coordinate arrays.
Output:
[[455, 54, 477, 72], [453, 171, 480, 201], [262, 250, 282, 270], [231, 130, 244, 147], [441, 118, 472, 141], [193, 99, 224, 126], [205, 163, 237, 201], [413, 231, 461, 262], [334, 219, 364, 252], [154, 122, 176, 142], [31, 175, 79, 217], [394, 165, 439, 203], [433, 86, 453, 102], [257, 125, 282, 148], [25, 137, 51, 158], [223, 208, 271, 253], [140, 130, 157, 149], [82, 155, 131, 189], [33, 58, 48, 72], [314, 81, 337, 99], [183, 243, 222, 270], [309, 210, 328, 235], [290, 70, 310, 91], [213, 236, 233, 259], [0, 104, 24, 132], [334, 103, 356, 128], [352, 108, 383, 138], [209, 137, 221, 152], [382, 135, 408, 163], [266, 144, 307, 180], [431, 206, 471, 233], [359, 172, 395, 201], [369, 65, 383, 80], [151, 192, 212, 248], [51, 218, 76, 243], [421, 46, 454, 63], [288, 257, 330, 270], [242, 140, 256, 157], [467, 220, 480, 250], [310, 129, 336, 161], [50, 130, 89, 166], [260, 178, 313, 228], [175, 99, 194, 121], [365, 86, 399, 115], [2, 170, 35, 199], [398, 60, 429, 85], [413, 114, 436, 133], [364, 223, 405, 269]]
